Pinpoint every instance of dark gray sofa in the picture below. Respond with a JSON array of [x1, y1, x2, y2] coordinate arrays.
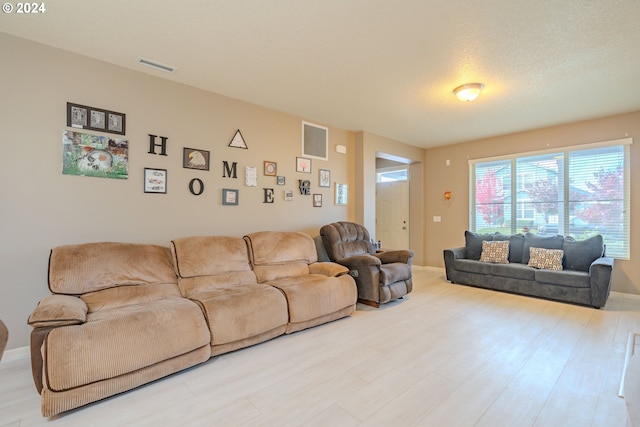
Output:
[[443, 231, 614, 308]]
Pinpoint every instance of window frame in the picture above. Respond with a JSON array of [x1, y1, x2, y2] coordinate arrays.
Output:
[[469, 138, 632, 259]]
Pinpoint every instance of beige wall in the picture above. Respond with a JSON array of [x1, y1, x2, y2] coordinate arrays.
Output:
[[424, 111, 640, 295], [0, 33, 357, 349], [355, 131, 426, 266]]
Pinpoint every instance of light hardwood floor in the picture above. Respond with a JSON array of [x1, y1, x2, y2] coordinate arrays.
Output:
[[1, 266, 639, 426]]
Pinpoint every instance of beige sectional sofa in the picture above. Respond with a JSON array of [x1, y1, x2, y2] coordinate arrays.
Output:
[[28, 232, 357, 417]]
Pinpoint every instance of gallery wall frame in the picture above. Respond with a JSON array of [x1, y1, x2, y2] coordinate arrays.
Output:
[[183, 148, 210, 170], [319, 169, 330, 188], [296, 157, 312, 173], [67, 102, 126, 135], [313, 194, 322, 207], [302, 121, 328, 160], [264, 161, 277, 176], [222, 188, 239, 205], [144, 168, 167, 193], [335, 183, 348, 205]]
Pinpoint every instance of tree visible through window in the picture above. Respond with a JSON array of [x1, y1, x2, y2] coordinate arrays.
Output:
[[470, 142, 630, 259]]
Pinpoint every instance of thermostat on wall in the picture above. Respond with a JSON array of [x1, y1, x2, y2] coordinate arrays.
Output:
[[336, 144, 347, 154]]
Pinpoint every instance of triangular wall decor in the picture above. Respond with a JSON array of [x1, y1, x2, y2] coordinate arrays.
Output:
[[228, 129, 248, 149]]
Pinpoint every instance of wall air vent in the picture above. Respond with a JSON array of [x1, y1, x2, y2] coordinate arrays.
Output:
[[136, 57, 176, 73]]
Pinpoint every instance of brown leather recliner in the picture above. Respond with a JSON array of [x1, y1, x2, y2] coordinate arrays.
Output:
[[320, 221, 414, 307]]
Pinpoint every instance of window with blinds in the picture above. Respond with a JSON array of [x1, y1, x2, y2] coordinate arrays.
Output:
[[469, 138, 631, 259]]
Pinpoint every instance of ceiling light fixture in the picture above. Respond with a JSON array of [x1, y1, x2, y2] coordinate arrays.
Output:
[[137, 57, 176, 73], [453, 83, 484, 102]]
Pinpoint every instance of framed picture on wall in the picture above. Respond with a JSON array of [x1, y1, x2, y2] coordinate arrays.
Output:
[[319, 169, 330, 187], [183, 148, 210, 170], [296, 157, 312, 173], [313, 194, 322, 207], [144, 168, 167, 193], [264, 161, 277, 176], [222, 188, 239, 205], [67, 102, 126, 135], [335, 183, 348, 205]]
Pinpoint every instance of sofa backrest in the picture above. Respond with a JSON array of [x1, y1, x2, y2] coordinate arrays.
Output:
[[245, 231, 316, 282], [171, 236, 257, 296], [48, 242, 177, 295], [320, 221, 374, 261]]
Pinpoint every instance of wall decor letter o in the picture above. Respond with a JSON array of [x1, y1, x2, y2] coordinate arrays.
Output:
[[189, 178, 204, 195]]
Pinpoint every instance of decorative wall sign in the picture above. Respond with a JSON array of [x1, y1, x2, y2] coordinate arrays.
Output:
[[148, 134, 168, 156], [313, 194, 322, 207], [228, 129, 248, 149], [222, 188, 239, 205], [264, 161, 277, 176], [62, 130, 129, 179], [298, 179, 311, 195], [284, 190, 294, 201], [335, 183, 348, 205], [189, 178, 204, 195], [263, 188, 275, 203], [223, 161, 238, 178], [277, 176, 285, 185], [319, 169, 330, 188], [296, 157, 312, 173], [144, 168, 167, 193], [67, 102, 126, 135], [302, 121, 328, 160], [183, 148, 210, 170], [245, 166, 257, 186]]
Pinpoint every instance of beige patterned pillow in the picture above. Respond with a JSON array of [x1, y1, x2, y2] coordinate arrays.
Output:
[[527, 247, 564, 270], [479, 240, 509, 264]]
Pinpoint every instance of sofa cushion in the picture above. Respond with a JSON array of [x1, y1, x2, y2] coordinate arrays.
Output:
[[562, 235, 604, 272], [528, 247, 564, 270], [187, 284, 288, 346], [479, 240, 509, 264], [522, 233, 564, 264], [49, 243, 177, 295], [265, 275, 357, 323], [490, 263, 536, 280], [454, 259, 493, 275], [465, 230, 494, 261], [534, 269, 590, 288], [171, 236, 257, 297], [245, 231, 317, 282], [43, 298, 210, 391], [493, 233, 525, 263]]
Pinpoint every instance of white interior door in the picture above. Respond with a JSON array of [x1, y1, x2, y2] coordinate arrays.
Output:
[[376, 180, 410, 249]]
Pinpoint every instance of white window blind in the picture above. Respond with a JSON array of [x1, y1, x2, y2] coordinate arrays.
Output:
[[469, 138, 631, 259]]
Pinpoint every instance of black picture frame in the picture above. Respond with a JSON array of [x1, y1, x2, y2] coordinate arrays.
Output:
[[67, 102, 126, 135], [144, 168, 167, 194]]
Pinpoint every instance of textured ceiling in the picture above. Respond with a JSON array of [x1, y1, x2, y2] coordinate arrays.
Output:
[[1, 0, 639, 148]]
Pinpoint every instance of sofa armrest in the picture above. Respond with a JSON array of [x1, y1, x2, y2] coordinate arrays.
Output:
[[589, 256, 614, 308], [309, 262, 350, 277], [27, 294, 88, 328], [375, 249, 414, 265], [337, 254, 382, 269], [443, 247, 467, 283]]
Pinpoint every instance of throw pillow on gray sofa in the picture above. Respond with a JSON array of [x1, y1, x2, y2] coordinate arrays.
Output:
[[522, 233, 564, 264]]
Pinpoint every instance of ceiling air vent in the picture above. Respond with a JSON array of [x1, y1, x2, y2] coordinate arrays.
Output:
[[136, 57, 176, 73]]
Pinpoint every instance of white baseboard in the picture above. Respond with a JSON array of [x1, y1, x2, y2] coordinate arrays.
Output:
[[1, 345, 30, 364]]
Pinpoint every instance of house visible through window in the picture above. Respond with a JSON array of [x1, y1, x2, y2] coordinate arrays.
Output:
[[470, 139, 631, 259]]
